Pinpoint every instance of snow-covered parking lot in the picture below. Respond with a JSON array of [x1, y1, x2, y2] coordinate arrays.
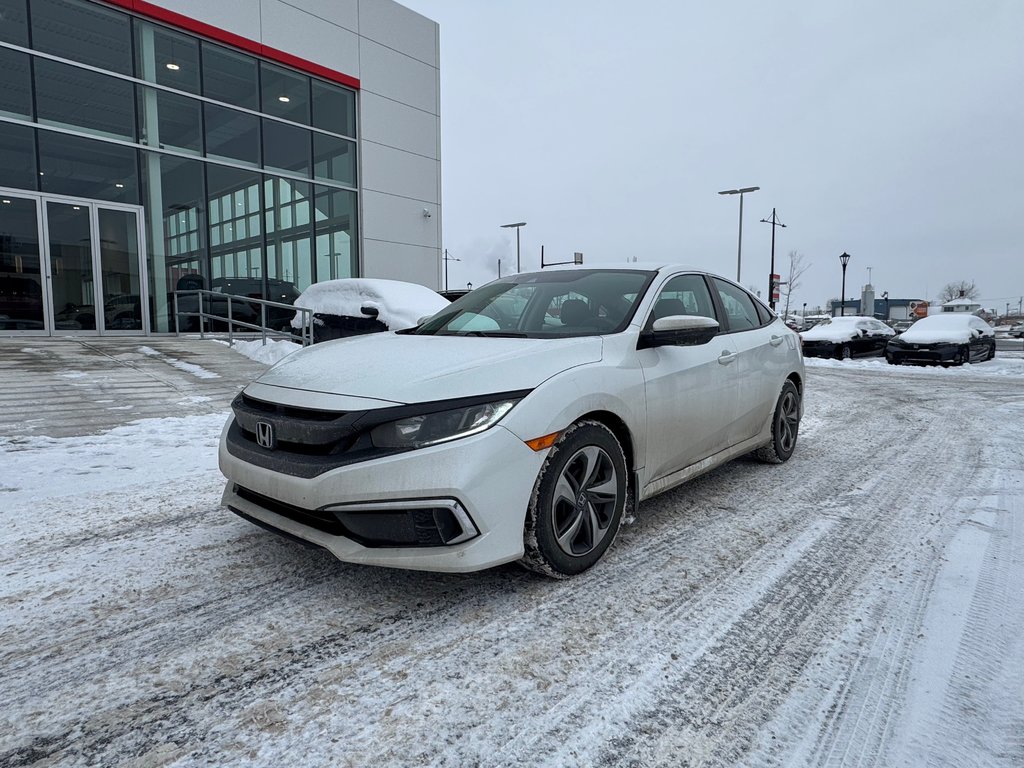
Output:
[[2, 350, 1023, 767]]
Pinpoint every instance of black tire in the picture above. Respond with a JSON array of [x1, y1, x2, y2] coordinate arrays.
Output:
[[838, 344, 852, 360], [521, 420, 628, 578], [987, 343, 996, 361], [885, 352, 896, 365], [958, 345, 971, 365], [753, 380, 801, 464]]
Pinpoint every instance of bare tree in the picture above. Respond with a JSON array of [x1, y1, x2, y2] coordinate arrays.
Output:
[[939, 280, 979, 302], [781, 250, 809, 317]]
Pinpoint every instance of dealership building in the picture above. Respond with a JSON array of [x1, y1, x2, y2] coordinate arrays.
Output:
[[0, 0, 441, 334]]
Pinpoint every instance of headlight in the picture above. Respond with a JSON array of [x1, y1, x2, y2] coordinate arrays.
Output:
[[370, 398, 520, 449]]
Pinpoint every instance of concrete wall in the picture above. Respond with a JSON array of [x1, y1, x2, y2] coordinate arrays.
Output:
[[151, 0, 443, 289]]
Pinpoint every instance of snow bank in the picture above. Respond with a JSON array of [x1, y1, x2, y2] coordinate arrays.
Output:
[[216, 338, 302, 366], [804, 352, 1024, 376], [290, 278, 449, 331]]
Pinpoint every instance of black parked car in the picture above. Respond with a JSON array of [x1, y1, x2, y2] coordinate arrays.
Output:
[[886, 314, 995, 365], [799, 316, 895, 359]]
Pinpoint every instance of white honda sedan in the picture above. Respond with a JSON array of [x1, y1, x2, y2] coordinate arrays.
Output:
[[219, 265, 805, 577]]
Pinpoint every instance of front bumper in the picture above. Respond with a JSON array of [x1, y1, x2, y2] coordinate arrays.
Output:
[[887, 342, 959, 364], [219, 422, 547, 572]]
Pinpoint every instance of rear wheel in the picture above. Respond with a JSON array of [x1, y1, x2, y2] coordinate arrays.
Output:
[[753, 380, 801, 464], [958, 345, 971, 365], [522, 421, 628, 578]]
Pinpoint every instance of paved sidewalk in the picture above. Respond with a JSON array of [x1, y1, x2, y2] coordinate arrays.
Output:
[[0, 337, 270, 438]]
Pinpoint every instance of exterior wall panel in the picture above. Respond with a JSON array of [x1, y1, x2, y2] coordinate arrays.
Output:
[[358, 0, 438, 67], [360, 92, 438, 159], [360, 240, 440, 287], [144, 0, 262, 42], [359, 38, 438, 114], [360, 142, 439, 204], [274, 0, 360, 35], [361, 189, 438, 249], [260, 0, 361, 78]]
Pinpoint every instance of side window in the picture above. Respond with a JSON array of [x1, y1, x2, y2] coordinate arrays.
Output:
[[754, 300, 773, 326], [646, 274, 717, 329], [711, 278, 760, 332]]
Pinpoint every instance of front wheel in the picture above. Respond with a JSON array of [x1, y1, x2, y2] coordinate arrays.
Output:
[[753, 380, 801, 464], [521, 420, 628, 578], [838, 344, 852, 360], [958, 345, 971, 365]]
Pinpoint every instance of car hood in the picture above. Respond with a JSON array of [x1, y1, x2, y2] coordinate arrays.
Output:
[[251, 333, 604, 404]]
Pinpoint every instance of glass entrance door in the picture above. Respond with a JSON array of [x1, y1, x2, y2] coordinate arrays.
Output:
[[0, 196, 47, 332], [41, 197, 147, 334]]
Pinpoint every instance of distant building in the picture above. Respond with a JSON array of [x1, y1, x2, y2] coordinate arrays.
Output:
[[941, 298, 982, 313], [833, 297, 927, 321]]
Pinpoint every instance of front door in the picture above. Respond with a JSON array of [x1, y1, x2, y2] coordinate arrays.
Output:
[[0, 189, 148, 335]]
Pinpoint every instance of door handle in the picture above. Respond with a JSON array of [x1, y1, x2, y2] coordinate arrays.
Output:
[[769, 335, 784, 347], [718, 350, 737, 365]]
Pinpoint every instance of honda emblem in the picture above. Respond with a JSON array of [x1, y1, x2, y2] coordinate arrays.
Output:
[[256, 421, 276, 450]]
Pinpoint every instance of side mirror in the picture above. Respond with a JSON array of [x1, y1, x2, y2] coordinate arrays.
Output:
[[360, 304, 380, 318], [638, 315, 719, 349]]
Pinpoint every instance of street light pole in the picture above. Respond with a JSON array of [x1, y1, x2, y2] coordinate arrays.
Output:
[[839, 252, 851, 317], [442, 249, 461, 292], [501, 222, 527, 273], [719, 187, 760, 283], [759, 207, 786, 310]]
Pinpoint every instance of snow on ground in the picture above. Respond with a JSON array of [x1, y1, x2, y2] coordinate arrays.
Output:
[[1, 359, 1023, 766]]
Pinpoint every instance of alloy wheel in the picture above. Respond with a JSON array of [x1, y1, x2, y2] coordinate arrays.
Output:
[[550, 445, 619, 557]]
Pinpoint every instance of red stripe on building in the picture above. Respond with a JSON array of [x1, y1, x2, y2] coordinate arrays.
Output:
[[99, 0, 361, 89]]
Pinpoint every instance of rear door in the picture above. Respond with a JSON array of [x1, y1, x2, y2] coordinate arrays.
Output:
[[708, 277, 789, 444]]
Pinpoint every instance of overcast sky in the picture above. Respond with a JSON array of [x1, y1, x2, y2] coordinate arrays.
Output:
[[400, 0, 1023, 313]]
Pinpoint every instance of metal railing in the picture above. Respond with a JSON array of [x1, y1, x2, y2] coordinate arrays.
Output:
[[173, 289, 313, 347]]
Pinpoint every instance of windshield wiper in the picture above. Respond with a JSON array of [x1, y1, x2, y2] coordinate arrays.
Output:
[[462, 330, 528, 337]]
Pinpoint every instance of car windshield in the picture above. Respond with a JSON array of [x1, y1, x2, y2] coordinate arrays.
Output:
[[412, 269, 657, 338]]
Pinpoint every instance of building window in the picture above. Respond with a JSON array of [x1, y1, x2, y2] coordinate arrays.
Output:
[[0, 49, 31, 123], [137, 86, 203, 155], [313, 133, 356, 185], [311, 80, 355, 137], [134, 19, 201, 94], [262, 119, 311, 177], [313, 185, 357, 281], [201, 41, 259, 111], [260, 61, 310, 124], [0, 121, 37, 190], [37, 130, 139, 204], [34, 58, 136, 141], [30, 0, 132, 75], [204, 103, 259, 166], [0, 0, 30, 46]]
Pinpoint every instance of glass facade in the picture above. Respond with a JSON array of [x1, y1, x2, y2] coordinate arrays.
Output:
[[0, 0, 359, 333]]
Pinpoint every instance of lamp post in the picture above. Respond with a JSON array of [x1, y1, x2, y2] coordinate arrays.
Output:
[[803, 301, 807, 319], [442, 249, 460, 292], [501, 222, 527, 273], [839, 252, 851, 316], [467, 282, 473, 291], [718, 186, 759, 283]]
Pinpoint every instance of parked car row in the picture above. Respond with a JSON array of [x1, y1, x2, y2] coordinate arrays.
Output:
[[799, 314, 996, 366]]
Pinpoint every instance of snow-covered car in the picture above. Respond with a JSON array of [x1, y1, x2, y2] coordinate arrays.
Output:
[[885, 314, 996, 365], [799, 316, 895, 359], [890, 320, 915, 334], [1010, 323, 1024, 339], [219, 265, 805, 577], [290, 278, 450, 342]]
